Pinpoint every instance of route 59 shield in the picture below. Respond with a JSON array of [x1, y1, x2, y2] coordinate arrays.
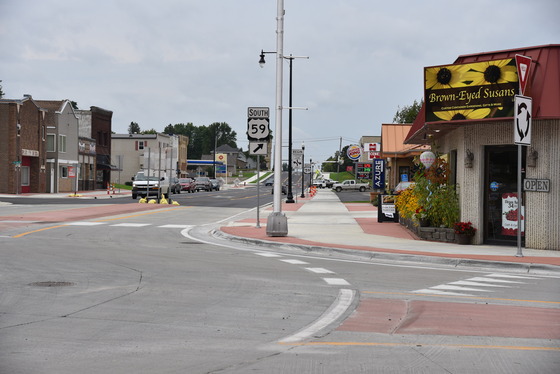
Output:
[[247, 118, 270, 141]]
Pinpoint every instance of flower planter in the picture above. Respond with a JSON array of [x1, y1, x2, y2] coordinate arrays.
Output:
[[455, 233, 474, 245]]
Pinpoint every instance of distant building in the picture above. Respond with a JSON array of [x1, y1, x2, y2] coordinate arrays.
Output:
[[0, 95, 47, 193], [36, 100, 79, 193], [77, 106, 114, 189], [111, 133, 181, 183]]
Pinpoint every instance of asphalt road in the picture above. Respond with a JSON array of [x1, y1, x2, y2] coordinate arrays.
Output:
[[1, 191, 559, 373]]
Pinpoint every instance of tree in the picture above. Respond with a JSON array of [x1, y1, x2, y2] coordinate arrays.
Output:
[[163, 122, 238, 160], [128, 122, 141, 134], [70, 101, 78, 110], [0, 80, 4, 99], [393, 99, 423, 123]]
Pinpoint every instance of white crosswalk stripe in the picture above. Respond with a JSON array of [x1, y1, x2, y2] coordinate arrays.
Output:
[[412, 273, 543, 297], [305, 268, 335, 274], [64, 222, 105, 226], [323, 278, 351, 286], [111, 223, 151, 227], [280, 259, 309, 265]]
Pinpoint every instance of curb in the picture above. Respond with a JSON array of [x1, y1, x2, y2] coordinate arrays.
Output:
[[213, 229, 560, 276]]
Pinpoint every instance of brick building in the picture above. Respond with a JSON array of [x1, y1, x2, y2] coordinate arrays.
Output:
[[0, 95, 47, 193]]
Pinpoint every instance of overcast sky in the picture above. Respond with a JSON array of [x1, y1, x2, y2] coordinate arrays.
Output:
[[1, 0, 558, 162]]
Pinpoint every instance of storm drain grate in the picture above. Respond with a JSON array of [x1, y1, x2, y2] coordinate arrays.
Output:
[[28, 281, 75, 287]]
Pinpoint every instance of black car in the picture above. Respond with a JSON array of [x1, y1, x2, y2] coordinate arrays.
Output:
[[209, 178, 220, 191]]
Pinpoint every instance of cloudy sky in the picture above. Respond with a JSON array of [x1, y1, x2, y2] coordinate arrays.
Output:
[[1, 0, 558, 162]]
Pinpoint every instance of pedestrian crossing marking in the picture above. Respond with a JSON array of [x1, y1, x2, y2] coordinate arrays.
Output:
[[112, 223, 151, 227], [412, 273, 544, 298], [64, 222, 105, 226]]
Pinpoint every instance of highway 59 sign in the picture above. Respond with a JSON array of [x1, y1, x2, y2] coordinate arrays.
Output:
[[247, 107, 270, 141]]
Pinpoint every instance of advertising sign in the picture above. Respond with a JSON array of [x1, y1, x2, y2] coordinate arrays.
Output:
[[501, 193, 524, 236], [347, 145, 361, 161], [356, 162, 372, 179], [372, 159, 385, 190], [424, 58, 519, 122], [378, 194, 398, 223]]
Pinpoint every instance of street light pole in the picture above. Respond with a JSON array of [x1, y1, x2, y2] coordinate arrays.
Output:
[[286, 56, 295, 203], [266, 0, 287, 236], [300, 142, 305, 198]]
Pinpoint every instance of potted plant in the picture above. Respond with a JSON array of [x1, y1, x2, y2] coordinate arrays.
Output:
[[415, 206, 430, 227], [454, 221, 476, 244]]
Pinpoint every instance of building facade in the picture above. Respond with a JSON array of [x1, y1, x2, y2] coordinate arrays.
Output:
[[0, 95, 47, 194], [36, 100, 79, 193], [406, 44, 560, 250], [111, 133, 179, 184]]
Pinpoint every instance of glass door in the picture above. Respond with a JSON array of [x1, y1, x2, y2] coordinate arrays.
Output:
[[483, 145, 525, 245]]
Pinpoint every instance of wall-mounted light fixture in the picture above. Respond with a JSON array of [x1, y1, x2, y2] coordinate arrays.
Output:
[[464, 149, 474, 168], [527, 147, 538, 167]]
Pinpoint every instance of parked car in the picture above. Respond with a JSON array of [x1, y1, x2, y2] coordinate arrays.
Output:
[[178, 178, 196, 193], [209, 178, 220, 191], [195, 177, 212, 191], [131, 171, 171, 200], [264, 178, 274, 186], [170, 177, 182, 194], [271, 184, 288, 195], [332, 180, 370, 192], [324, 178, 335, 188]]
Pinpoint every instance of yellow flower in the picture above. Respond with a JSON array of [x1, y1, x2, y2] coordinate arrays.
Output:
[[462, 59, 518, 86], [425, 64, 470, 90], [433, 108, 492, 121]]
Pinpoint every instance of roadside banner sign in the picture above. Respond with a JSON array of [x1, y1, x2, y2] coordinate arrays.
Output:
[[372, 159, 385, 190]]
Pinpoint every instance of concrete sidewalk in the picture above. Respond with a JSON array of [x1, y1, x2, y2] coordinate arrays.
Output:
[[219, 189, 560, 272]]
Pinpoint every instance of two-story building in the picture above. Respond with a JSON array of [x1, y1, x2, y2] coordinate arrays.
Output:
[[36, 100, 79, 193], [111, 133, 181, 184], [0, 95, 47, 194]]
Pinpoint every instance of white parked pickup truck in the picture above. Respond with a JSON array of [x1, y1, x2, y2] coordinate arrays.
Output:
[[332, 180, 370, 192], [131, 171, 171, 199]]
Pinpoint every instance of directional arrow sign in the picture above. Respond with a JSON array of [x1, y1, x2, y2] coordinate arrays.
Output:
[[249, 141, 268, 155]]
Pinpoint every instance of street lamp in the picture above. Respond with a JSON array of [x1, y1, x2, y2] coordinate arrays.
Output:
[[259, 52, 308, 204], [300, 141, 305, 198]]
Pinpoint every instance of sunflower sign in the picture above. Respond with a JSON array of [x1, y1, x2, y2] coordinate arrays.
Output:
[[424, 58, 519, 122]]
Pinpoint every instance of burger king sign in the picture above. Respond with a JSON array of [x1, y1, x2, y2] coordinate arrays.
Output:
[[347, 145, 362, 161]]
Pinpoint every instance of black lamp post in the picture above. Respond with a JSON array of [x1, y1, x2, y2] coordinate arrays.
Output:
[[260, 51, 308, 204], [300, 141, 305, 198], [286, 55, 295, 203]]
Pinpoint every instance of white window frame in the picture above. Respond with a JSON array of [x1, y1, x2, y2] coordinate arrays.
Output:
[[59, 135, 67, 153], [21, 166, 30, 186], [47, 134, 56, 152]]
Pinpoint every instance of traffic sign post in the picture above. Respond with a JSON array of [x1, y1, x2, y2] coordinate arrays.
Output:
[[247, 107, 270, 141], [513, 95, 532, 258], [249, 141, 268, 155]]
